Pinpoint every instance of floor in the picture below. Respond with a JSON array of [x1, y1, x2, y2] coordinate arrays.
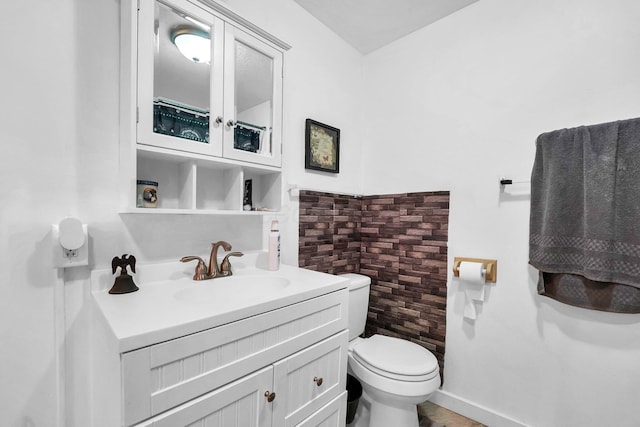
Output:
[[418, 401, 487, 427]]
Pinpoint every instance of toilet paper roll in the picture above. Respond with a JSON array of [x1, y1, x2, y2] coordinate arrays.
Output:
[[458, 261, 486, 320], [459, 262, 486, 301]]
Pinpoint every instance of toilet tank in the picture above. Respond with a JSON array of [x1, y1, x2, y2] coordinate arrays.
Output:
[[339, 273, 371, 341]]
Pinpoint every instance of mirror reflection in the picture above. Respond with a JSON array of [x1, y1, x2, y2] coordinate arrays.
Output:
[[233, 41, 273, 154], [153, 1, 211, 143]]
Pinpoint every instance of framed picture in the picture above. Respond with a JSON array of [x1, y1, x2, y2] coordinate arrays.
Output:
[[305, 119, 340, 173]]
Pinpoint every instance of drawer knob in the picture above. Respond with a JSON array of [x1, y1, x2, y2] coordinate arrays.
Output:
[[264, 391, 276, 402], [313, 377, 323, 386]]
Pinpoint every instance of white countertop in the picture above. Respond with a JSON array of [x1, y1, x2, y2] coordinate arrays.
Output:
[[91, 252, 348, 353]]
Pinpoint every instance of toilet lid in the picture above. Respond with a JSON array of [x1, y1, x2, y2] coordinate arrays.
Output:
[[352, 335, 438, 379]]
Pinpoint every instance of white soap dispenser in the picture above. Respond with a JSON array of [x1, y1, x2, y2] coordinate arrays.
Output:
[[268, 220, 280, 271]]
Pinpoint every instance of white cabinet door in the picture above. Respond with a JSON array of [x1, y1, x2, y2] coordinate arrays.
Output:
[[222, 24, 283, 167], [273, 331, 348, 427], [137, 0, 225, 157], [295, 392, 347, 427], [135, 366, 274, 427], [137, 0, 284, 165]]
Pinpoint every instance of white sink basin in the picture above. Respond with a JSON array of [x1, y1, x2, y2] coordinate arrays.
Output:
[[174, 275, 291, 304], [91, 254, 350, 352]]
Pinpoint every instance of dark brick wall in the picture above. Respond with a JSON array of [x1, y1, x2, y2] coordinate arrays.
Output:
[[298, 190, 450, 379], [361, 192, 449, 376], [299, 192, 361, 274]]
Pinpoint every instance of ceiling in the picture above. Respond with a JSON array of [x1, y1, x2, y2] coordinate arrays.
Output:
[[294, 0, 479, 54]]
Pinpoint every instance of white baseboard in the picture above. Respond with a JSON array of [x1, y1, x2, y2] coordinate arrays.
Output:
[[429, 389, 528, 427]]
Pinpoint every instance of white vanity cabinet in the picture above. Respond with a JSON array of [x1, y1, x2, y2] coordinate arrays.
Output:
[[121, 0, 288, 214], [112, 289, 348, 427], [132, 333, 348, 427]]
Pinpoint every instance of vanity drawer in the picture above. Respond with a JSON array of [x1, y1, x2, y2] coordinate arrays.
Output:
[[295, 391, 347, 427], [122, 289, 347, 426], [273, 330, 348, 427]]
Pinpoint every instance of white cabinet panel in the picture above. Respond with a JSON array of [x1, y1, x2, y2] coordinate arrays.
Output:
[[295, 392, 348, 427], [222, 24, 283, 167], [274, 331, 348, 427], [137, 0, 225, 157], [135, 366, 273, 427]]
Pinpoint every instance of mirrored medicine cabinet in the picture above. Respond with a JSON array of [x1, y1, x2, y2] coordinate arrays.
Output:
[[121, 0, 289, 214]]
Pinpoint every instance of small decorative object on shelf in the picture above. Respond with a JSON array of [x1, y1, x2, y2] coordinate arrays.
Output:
[[109, 254, 139, 294], [305, 119, 340, 173], [243, 179, 253, 211], [137, 180, 158, 208]]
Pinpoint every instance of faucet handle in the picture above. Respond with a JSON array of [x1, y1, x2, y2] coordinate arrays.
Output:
[[220, 252, 244, 276], [180, 256, 209, 281]]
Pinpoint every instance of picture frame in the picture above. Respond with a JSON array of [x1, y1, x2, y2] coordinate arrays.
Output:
[[305, 119, 340, 173]]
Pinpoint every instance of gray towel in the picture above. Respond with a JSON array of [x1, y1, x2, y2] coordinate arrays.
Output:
[[538, 272, 640, 313], [530, 117, 640, 289]]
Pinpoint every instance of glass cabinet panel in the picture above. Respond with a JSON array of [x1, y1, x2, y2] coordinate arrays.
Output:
[[153, 1, 211, 143], [224, 26, 283, 167], [233, 40, 273, 154], [137, 0, 224, 156]]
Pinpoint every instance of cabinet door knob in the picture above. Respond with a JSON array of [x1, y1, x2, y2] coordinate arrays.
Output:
[[214, 115, 223, 125], [313, 377, 323, 386], [226, 119, 236, 128], [264, 391, 276, 402]]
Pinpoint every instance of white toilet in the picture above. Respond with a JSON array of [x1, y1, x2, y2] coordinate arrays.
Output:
[[340, 273, 441, 427]]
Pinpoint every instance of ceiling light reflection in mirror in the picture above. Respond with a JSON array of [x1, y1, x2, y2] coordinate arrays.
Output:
[[171, 27, 210, 63], [154, 1, 211, 110]]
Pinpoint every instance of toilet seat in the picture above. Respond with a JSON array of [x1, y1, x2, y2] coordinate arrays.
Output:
[[351, 335, 439, 382]]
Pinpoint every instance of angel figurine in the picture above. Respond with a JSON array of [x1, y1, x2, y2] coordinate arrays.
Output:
[[109, 254, 139, 294]]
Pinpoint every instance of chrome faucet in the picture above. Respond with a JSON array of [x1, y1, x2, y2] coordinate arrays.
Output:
[[181, 241, 244, 280]]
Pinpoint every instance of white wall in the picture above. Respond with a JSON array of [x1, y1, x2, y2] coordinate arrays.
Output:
[[0, 1, 76, 425], [0, 0, 364, 426], [361, 0, 640, 426]]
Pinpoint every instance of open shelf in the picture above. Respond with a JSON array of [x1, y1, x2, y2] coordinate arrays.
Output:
[[119, 207, 278, 215], [127, 144, 282, 214]]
